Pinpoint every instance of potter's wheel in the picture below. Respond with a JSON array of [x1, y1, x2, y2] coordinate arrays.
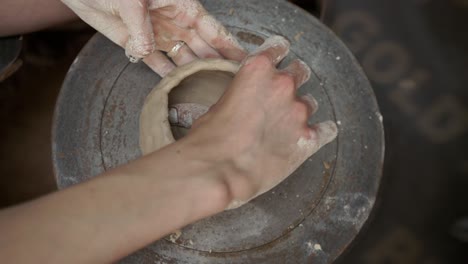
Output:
[[52, 0, 384, 263]]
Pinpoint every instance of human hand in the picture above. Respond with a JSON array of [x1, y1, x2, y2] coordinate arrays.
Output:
[[61, 0, 246, 76], [184, 36, 338, 209]]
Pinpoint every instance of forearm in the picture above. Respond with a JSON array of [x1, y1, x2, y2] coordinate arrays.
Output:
[[0, 139, 231, 263], [0, 0, 78, 37]]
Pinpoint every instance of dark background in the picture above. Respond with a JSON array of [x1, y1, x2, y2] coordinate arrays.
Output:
[[0, 0, 466, 263]]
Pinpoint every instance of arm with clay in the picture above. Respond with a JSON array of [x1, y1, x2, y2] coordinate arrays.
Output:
[[0, 0, 247, 76], [60, 0, 247, 75], [0, 36, 337, 263]]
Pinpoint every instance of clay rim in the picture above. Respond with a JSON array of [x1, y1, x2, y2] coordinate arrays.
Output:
[[139, 59, 240, 155]]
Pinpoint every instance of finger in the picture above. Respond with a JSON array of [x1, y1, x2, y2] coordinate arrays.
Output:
[[149, 11, 185, 51], [157, 20, 222, 59], [148, 11, 218, 61], [291, 121, 337, 182], [149, 0, 247, 60], [282, 59, 312, 88], [298, 94, 319, 116], [242, 36, 290, 67], [180, 30, 222, 59], [143, 50, 176, 77], [170, 44, 198, 66], [119, 0, 156, 61], [195, 13, 247, 61], [305, 120, 338, 153]]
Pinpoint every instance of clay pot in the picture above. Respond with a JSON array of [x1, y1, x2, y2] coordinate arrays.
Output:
[[139, 59, 239, 155]]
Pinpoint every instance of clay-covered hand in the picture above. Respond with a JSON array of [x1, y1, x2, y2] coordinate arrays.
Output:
[[185, 36, 338, 209], [61, 0, 246, 76]]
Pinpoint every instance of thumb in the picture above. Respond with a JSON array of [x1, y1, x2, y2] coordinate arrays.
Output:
[[118, 0, 156, 62]]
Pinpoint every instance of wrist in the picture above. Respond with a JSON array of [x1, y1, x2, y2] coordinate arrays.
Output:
[[148, 138, 236, 214], [177, 134, 259, 208]]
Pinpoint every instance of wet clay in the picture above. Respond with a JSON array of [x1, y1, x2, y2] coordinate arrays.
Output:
[[169, 70, 235, 139], [139, 59, 239, 155]]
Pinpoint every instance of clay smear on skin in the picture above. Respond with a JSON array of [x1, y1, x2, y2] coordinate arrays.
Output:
[[150, 0, 201, 18], [300, 94, 318, 115], [199, 14, 244, 49], [294, 60, 312, 85], [243, 36, 290, 66], [297, 121, 338, 149], [126, 30, 156, 57]]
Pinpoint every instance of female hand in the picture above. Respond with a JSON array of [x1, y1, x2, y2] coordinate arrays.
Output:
[[0, 35, 337, 264], [184, 36, 338, 208], [61, 0, 247, 76]]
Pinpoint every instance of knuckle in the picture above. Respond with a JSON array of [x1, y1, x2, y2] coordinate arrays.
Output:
[[127, 35, 156, 57], [182, 29, 196, 43], [245, 53, 272, 69], [275, 72, 295, 90], [293, 101, 306, 111], [293, 102, 309, 118], [139, 44, 156, 56], [251, 53, 272, 68]]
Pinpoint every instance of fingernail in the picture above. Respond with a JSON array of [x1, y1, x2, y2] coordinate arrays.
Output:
[[125, 33, 156, 60], [296, 59, 312, 84], [301, 94, 318, 115], [168, 107, 178, 124], [246, 35, 290, 65], [253, 36, 290, 54], [319, 121, 339, 139]]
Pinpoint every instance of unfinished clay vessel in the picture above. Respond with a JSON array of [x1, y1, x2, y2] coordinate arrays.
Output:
[[139, 59, 239, 155]]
